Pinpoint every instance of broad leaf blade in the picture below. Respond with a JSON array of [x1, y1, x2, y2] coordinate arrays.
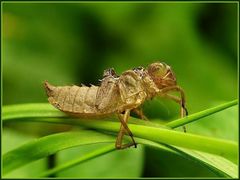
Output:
[[137, 139, 238, 178], [176, 148, 238, 178], [3, 130, 115, 175]]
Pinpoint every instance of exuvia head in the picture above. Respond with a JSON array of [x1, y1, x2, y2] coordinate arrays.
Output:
[[147, 62, 177, 89]]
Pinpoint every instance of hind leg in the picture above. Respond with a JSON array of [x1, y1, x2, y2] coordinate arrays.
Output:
[[115, 109, 137, 149]]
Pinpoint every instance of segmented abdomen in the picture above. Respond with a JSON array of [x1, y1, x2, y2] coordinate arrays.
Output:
[[44, 81, 99, 114]]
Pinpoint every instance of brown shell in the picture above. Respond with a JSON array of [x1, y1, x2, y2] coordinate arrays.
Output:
[[43, 63, 168, 117], [44, 82, 99, 115]]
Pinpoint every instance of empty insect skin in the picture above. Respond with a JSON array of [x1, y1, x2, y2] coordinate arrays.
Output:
[[44, 62, 187, 149]]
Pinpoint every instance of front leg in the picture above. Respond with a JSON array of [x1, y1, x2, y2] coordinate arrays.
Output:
[[161, 93, 188, 117], [159, 86, 188, 132]]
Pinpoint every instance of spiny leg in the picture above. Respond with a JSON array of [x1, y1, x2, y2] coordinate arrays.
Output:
[[116, 109, 137, 149], [159, 86, 188, 132]]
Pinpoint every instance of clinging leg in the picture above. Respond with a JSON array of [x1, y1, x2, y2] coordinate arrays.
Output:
[[161, 93, 188, 116], [115, 109, 137, 149], [159, 86, 188, 132]]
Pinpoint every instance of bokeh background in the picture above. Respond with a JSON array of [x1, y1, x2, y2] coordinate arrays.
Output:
[[2, 2, 238, 178]]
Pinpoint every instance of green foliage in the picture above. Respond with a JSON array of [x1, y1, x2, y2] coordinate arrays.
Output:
[[2, 2, 237, 178], [3, 131, 115, 175], [2, 101, 238, 178]]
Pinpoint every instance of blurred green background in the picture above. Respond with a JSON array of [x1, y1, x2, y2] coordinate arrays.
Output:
[[2, 2, 238, 178]]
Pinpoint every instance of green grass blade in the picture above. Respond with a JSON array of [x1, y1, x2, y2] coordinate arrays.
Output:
[[166, 99, 238, 128], [2, 103, 67, 120], [4, 117, 237, 163], [2, 102, 238, 162], [2, 103, 166, 128], [72, 119, 237, 162], [2, 130, 115, 175], [2, 101, 238, 177], [3, 100, 238, 129], [39, 144, 116, 177]]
